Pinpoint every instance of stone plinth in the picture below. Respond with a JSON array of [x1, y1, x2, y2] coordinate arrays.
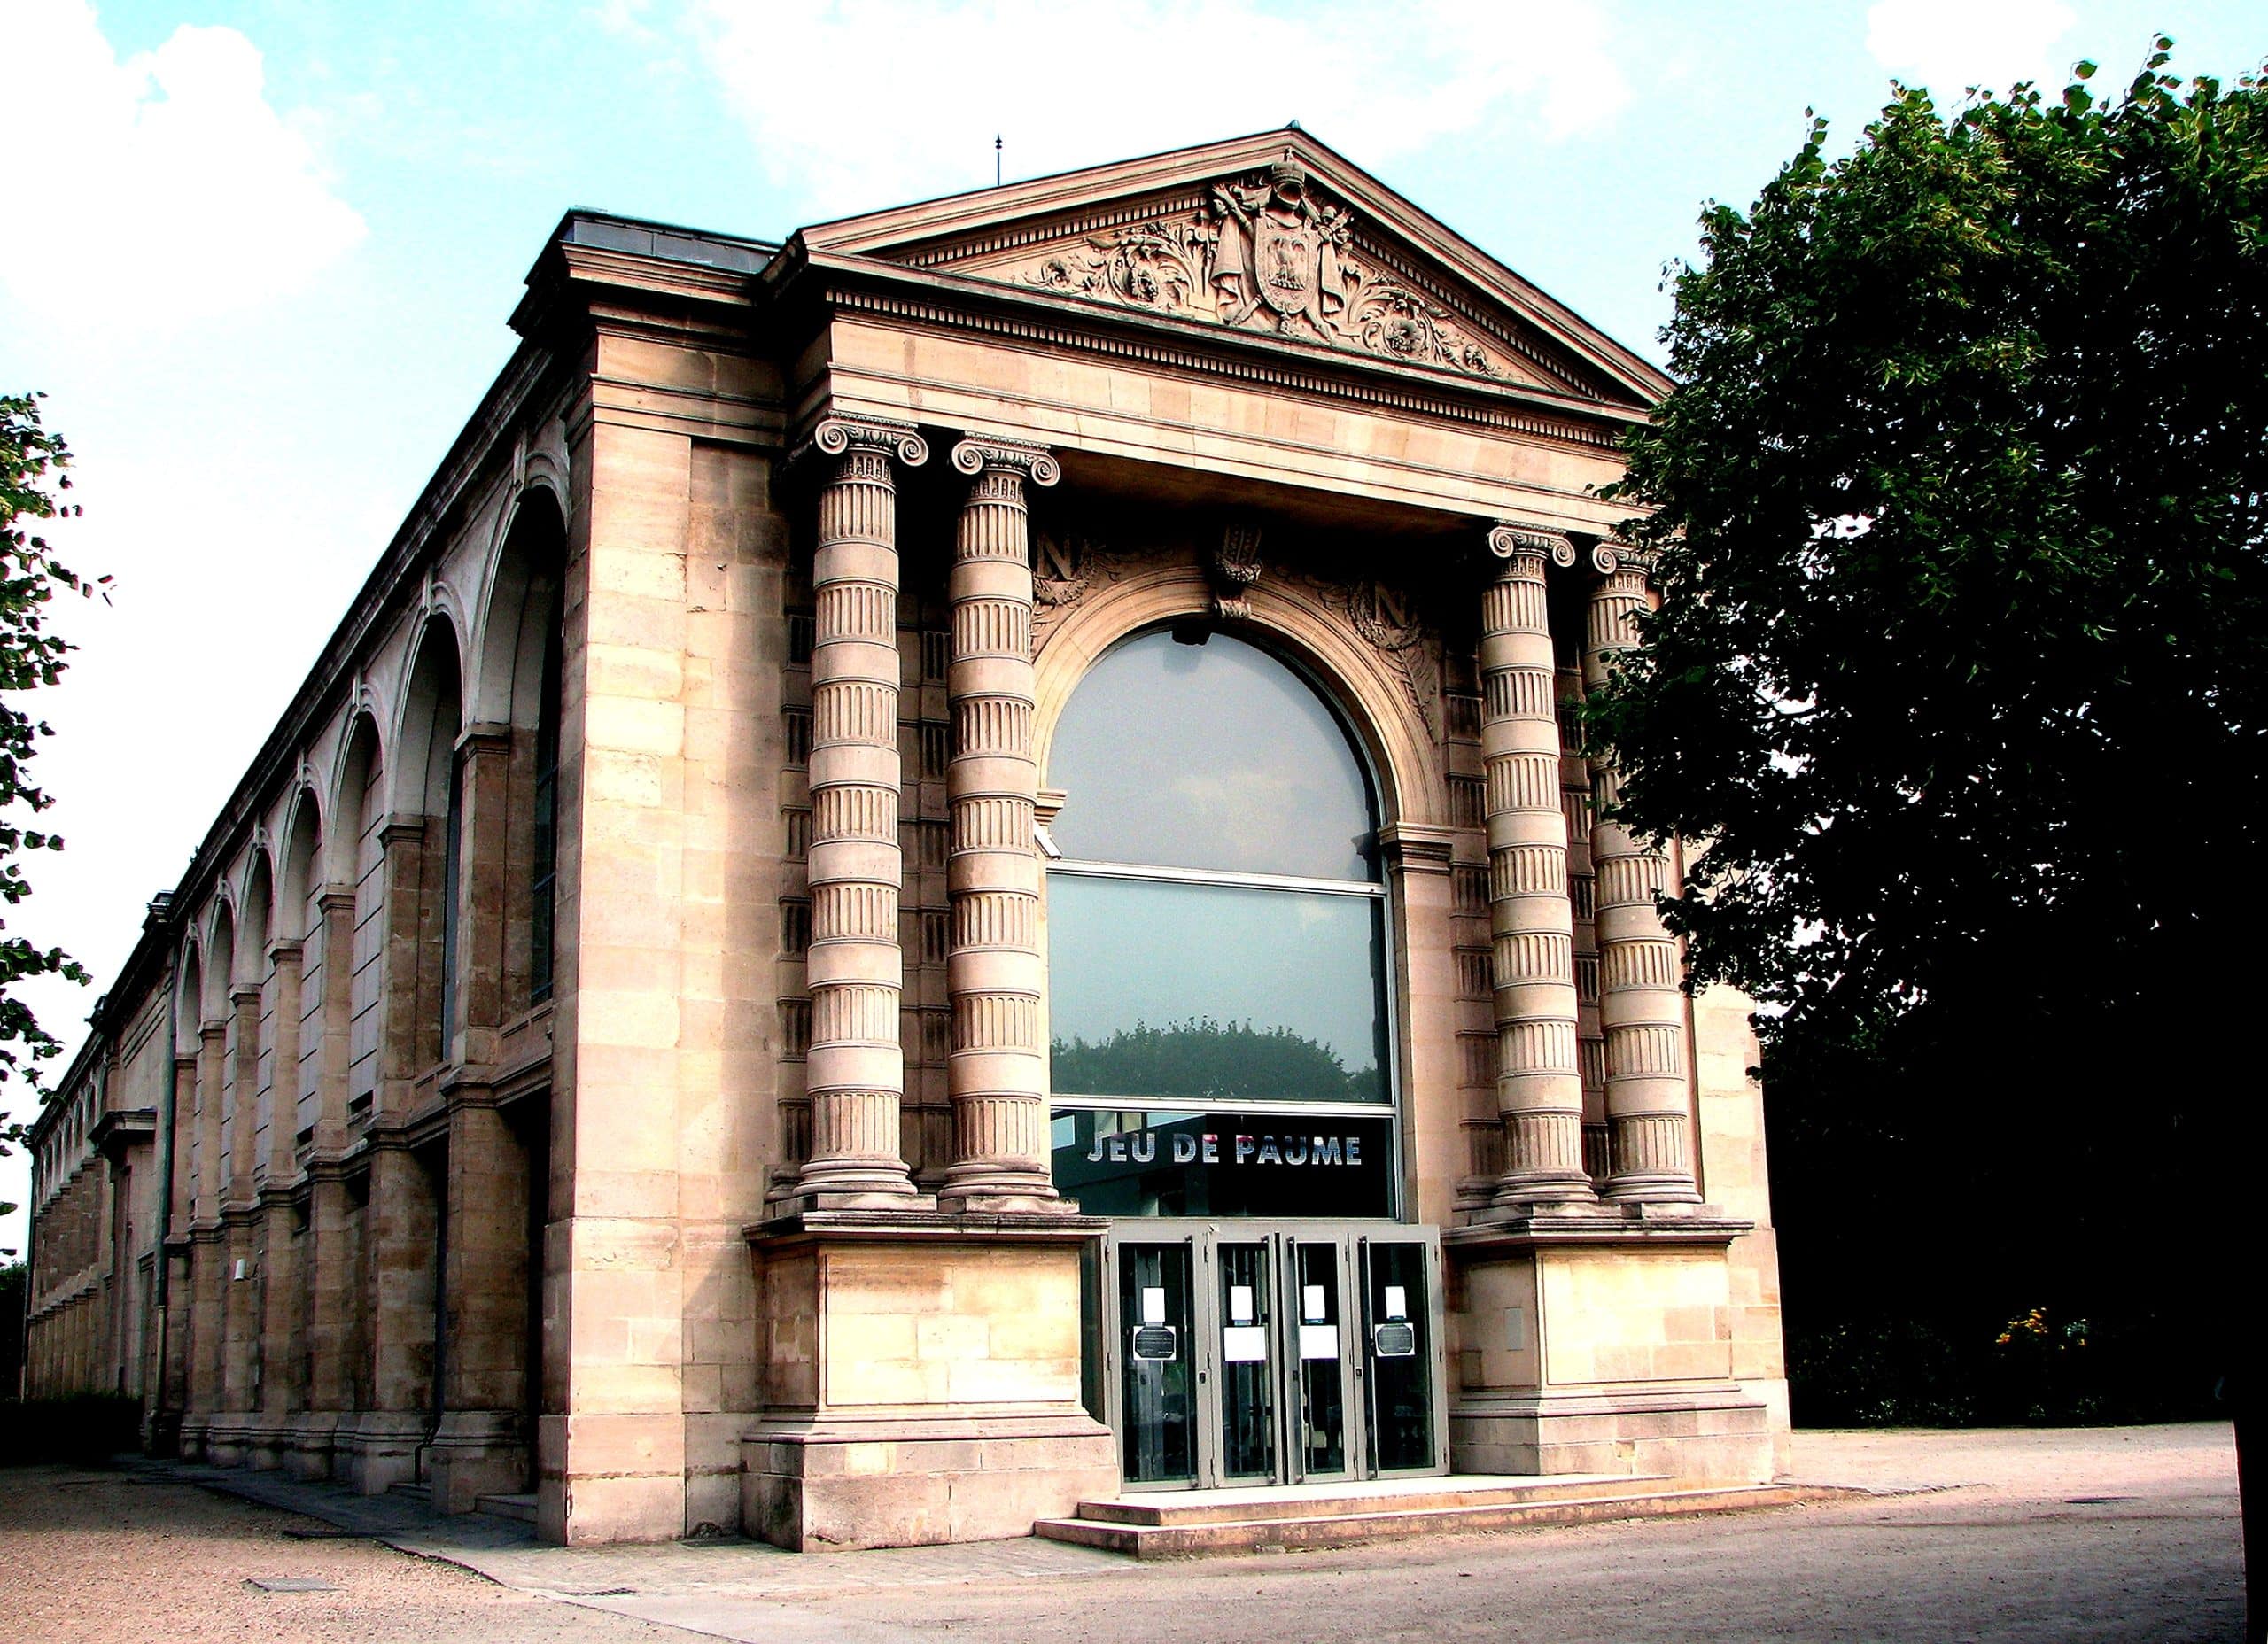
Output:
[[1444, 1218, 1776, 1485], [427, 1408, 528, 1513], [742, 1211, 1116, 1550]]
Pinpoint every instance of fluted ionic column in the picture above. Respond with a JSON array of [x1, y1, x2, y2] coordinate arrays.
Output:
[[794, 416, 929, 1206], [939, 437, 1064, 1214], [1586, 545, 1702, 1203], [1481, 523, 1593, 1207]]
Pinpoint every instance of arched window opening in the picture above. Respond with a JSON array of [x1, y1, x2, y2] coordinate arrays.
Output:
[[1045, 629, 1395, 1218]]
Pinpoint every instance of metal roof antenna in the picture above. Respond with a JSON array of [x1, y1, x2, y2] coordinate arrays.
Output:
[[995, 135, 1003, 187]]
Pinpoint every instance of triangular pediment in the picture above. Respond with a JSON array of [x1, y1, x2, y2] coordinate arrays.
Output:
[[798, 129, 1667, 408]]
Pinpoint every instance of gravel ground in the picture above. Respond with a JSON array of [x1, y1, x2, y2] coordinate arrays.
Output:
[[0, 1465, 680, 1643], [0, 1423, 2245, 1644]]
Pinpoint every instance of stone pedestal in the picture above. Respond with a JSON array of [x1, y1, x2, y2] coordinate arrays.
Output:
[[1445, 1219, 1775, 1485], [339, 1410, 430, 1495], [283, 1411, 345, 1480], [428, 1408, 528, 1513], [742, 1212, 1116, 1550]]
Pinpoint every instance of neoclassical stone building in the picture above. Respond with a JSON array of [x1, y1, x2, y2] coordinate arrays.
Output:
[[22, 129, 1787, 1547]]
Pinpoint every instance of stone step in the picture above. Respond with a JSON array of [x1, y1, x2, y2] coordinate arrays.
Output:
[[1071, 1473, 1666, 1527], [1033, 1482, 1847, 1559], [475, 1493, 539, 1524], [386, 1482, 432, 1506]]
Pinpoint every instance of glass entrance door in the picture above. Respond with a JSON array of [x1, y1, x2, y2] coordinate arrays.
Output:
[[1100, 1222, 1445, 1490]]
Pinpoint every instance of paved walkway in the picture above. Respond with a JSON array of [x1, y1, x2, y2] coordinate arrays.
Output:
[[49, 1423, 2251, 1642]]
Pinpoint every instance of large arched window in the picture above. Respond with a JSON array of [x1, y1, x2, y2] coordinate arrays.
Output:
[[1046, 629, 1394, 1217]]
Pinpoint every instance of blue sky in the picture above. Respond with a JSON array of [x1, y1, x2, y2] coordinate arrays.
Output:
[[1, 0, 2260, 1247]]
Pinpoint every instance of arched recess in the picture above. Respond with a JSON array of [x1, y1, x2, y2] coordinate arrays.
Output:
[[204, 902, 237, 1187], [239, 849, 277, 1174], [278, 790, 324, 1153], [171, 941, 203, 1226], [331, 713, 386, 1116], [472, 487, 568, 1010], [175, 943, 205, 1059], [393, 615, 466, 1071]]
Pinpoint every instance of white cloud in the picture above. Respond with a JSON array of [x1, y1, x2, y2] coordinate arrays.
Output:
[[0, 1, 365, 328], [1865, 0, 2079, 98], [691, 0, 1629, 218]]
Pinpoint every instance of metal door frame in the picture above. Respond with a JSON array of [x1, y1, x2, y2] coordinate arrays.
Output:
[[1097, 1221, 1447, 1492]]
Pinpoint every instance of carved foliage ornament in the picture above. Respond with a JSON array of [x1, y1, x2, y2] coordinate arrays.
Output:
[[1021, 152, 1504, 379], [1211, 522, 1264, 620]]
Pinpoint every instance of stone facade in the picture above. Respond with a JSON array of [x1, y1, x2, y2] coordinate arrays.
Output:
[[23, 130, 1788, 1547]]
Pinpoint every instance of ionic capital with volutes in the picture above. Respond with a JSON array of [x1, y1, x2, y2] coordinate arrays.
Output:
[[794, 413, 931, 472], [950, 435, 1060, 488], [1487, 521, 1579, 570]]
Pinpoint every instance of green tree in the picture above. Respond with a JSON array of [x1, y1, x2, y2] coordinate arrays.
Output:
[[1052, 1017, 1374, 1104], [1589, 44, 2264, 1635], [0, 392, 103, 1254]]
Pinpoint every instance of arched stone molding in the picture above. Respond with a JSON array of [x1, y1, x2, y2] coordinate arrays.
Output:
[[1031, 562, 1446, 831], [175, 942, 206, 1059], [469, 483, 569, 731], [277, 787, 325, 915], [390, 613, 467, 819], [237, 849, 276, 981], [325, 712, 385, 888], [202, 900, 238, 1019], [469, 480, 567, 725]]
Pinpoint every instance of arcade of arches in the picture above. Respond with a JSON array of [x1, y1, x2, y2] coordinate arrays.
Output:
[[24, 130, 1788, 1549]]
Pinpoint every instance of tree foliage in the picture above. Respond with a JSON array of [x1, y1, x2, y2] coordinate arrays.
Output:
[[1052, 1017, 1374, 1104], [0, 392, 103, 1232], [1588, 50, 2265, 1619], [1595, 44, 2268, 1052]]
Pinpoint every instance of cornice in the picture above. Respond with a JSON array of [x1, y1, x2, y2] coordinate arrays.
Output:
[[794, 126, 1671, 404], [788, 252, 1640, 454]]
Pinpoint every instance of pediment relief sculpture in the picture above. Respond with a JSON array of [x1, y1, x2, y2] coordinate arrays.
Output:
[[994, 154, 1527, 384]]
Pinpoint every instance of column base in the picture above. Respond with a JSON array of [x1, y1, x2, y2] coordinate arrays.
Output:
[[934, 1179, 1078, 1217], [283, 1411, 347, 1479], [778, 1187, 941, 1215], [248, 1411, 297, 1470], [1603, 1178, 1706, 1206], [338, 1411, 431, 1495], [176, 1414, 213, 1462], [426, 1409, 529, 1514], [203, 1412, 256, 1468]]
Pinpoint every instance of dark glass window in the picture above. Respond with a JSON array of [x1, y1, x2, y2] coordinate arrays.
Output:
[[1048, 630, 1375, 880], [1048, 630, 1394, 1210]]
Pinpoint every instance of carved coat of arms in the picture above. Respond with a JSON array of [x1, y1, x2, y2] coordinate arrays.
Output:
[[1212, 161, 1351, 341], [1016, 151, 1505, 379]]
